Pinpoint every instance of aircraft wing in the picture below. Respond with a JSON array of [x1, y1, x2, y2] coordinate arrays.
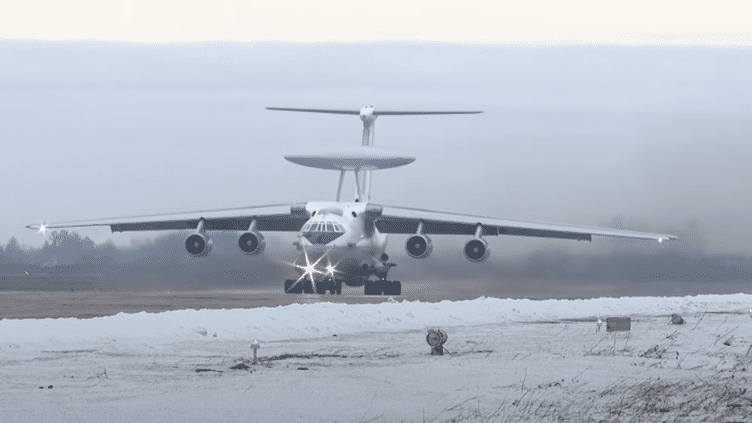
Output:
[[374, 205, 677, 242], [27, 204, 310, 233]]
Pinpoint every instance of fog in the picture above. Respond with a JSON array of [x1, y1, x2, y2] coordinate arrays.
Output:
[[0, 230, 292, 291], [1, 218, 750, 296], [1, 41, 751, 293]]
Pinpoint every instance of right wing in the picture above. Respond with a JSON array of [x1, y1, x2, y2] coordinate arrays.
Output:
[[27, 204, 310, 233], [375, 205, 677, 242]]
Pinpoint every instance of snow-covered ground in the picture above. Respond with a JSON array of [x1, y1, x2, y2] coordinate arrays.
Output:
[[2, 294, 752, 422]]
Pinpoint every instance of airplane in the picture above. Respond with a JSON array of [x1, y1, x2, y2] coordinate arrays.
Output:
[[28, 106, 678, 296]]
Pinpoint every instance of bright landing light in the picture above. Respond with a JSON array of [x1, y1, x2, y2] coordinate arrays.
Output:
[[285, 248, 340, 291], [325, 256, 342, 278], [292, 248, 327, 287], [38, 223, 47, 235]]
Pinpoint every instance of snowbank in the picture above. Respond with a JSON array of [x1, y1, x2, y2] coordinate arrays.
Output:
[[2, 294, 750, 348]]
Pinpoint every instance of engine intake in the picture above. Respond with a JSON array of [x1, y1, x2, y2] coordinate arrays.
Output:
[[464, 238, 490, 262], [238, 231, 266, 255], [406, 234, 433, 259], [185, 233, 211, 257]]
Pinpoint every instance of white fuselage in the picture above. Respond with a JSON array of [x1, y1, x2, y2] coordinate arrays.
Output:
[[294, 201, 387, 284]]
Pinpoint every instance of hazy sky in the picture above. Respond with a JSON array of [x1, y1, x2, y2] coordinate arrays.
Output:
[[1, 2, 751, 256], [2, 1, 752, 44]]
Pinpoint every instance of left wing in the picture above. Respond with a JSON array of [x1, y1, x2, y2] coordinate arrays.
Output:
[[374, 205, 677, 242], [27, 204, 310, 233]]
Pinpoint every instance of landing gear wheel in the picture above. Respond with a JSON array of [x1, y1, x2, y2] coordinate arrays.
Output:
[[284, 279, 294, 294], [364, 280, 383, 296], [326, 279, 340, 295], [384, 281, 401, 296], [315, 279, 330, 295], [285, 279, 304, 294]]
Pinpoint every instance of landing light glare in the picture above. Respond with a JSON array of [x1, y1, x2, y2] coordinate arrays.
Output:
[[325, 257, 342, 278], [292, 247, 329, 288]]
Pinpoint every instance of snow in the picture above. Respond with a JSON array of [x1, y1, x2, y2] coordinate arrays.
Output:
[[1, 294, 752, 422], [3, 294, 750, 348]]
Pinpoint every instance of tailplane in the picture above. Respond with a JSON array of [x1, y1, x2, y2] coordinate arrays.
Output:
[[269, 106, 482, 201]]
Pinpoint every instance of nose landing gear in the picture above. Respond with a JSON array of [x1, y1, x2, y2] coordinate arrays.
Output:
[[315, 278, 343, 295], [284, 279, 313, 294], [285, 278, 342, 294]]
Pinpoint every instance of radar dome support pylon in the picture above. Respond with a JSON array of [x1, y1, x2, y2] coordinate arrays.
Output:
[[359, 106, 377, 201]]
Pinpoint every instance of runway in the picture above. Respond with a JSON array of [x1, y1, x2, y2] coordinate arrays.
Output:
[[2, 277, 752, 320], [0, 285, 480, 320]]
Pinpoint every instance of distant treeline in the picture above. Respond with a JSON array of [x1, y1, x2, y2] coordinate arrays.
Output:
[[0, 230, 291, 291]]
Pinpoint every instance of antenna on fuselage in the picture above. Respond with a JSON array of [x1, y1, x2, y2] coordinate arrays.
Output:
[[268, 106, 483, 201]]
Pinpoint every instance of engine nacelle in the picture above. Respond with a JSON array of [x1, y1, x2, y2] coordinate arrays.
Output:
[[406, 234, 433, 259], [185, 233, 211, 257], [464, 238, 490, 262], [238, 231, 266, 255]]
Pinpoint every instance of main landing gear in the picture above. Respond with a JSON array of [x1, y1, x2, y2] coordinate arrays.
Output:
[[364, 280, 401, 296], [283, 278, 401, 295], [284, 278, 342, 295]]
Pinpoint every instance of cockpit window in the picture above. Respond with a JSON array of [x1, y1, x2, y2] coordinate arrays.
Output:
[[302, 218, 345, 244], [303, 220, 345, 233]]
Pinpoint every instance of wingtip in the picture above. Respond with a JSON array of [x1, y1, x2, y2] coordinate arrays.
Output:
[[657, 235, 679, 244]]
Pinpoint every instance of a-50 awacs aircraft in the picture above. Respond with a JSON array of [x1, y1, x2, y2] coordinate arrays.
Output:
[[28, 106, 677, 296]]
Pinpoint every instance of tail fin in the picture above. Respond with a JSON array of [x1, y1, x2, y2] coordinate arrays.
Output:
[[269, 106, 482, 201]]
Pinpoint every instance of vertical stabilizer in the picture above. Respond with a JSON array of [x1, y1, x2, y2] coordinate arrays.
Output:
[[268, 106, 482, 203], [359, 106, 377, 201]]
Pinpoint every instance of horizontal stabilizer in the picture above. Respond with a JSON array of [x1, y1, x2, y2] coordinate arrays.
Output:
[[266, 107, 359, 115], [374, 111, 482, 115], [267, 107, 482, 116]]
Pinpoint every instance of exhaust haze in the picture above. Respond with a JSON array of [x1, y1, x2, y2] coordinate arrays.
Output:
[[1, 220, 749, 297]]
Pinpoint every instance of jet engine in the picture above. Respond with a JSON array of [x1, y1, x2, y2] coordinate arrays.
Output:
[[238, 230, 266, 255], [185, 233, 211, 257], [406, 234, 433, 259], [464, 238, 490, 262]]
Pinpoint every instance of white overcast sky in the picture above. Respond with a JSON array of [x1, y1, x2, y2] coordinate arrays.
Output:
[[2, 0, 752, 44], [1, 1, 751, 255]]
